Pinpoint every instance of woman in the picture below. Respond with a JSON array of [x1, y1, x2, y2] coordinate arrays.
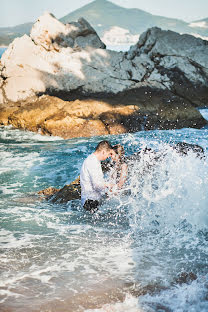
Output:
[[109, 144, 128, 190]]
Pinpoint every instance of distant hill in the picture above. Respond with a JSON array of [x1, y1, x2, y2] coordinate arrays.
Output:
[[0, 22, 33, 46], [60, 0, 190, 35], [0, 0, 207, 47]]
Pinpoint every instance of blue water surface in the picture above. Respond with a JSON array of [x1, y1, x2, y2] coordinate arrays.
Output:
[[0, 47, 7, 58]]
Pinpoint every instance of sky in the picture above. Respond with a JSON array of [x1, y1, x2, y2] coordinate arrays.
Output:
[[0, 0, 208, 28]]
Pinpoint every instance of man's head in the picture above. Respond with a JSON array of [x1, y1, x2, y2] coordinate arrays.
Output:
[[94, 140, 113, 161]]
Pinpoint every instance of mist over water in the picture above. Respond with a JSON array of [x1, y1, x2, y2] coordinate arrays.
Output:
[[0, 124, 208, 312]]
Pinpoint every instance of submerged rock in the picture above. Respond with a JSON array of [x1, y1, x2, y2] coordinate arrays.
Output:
[[174, 272, 197, 285], [173, 142, 205, 158], [50, 177, 81, 203], [38, 177, 81, 203], [0, 13, 208, 137]]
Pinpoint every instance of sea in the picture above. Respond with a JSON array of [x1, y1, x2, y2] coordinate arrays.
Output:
[[1, 107, 208, 311], [0, 47, 7, 58]]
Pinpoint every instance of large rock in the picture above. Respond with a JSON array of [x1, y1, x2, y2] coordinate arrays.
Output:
[[127, 27, 208, 106], [30, 13, 105, 51], [0, 14, 208, 137], [1, 95, 140, 138], [38, 177, 81, 203]]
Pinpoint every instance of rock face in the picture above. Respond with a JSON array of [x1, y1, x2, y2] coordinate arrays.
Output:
[[3, 95, 141, 138], [38, 177, 81, 203], [30, 13, 105, 51], [0, 13, 207, 138], [127, 27, 208, 106]]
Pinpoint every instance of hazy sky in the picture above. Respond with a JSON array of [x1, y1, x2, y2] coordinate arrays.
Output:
[[1, 0, 208, 27]]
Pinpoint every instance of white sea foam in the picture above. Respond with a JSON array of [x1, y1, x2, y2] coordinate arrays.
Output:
[[0, 289, 24, 304], [85, 294, 141, 312], [0, 150, 42, 172], [0, 126, 63, 142], [138, 276, 208, 312], [0, 232, 37, 249], [127, 145, 208, 231]]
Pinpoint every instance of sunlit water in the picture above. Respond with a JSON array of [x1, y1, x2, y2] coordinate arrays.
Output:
[[0, 111, 208, 311]]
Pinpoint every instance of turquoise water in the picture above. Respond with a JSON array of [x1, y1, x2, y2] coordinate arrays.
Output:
[[0, 48, 7, 58], [1, 117, 208, 311]]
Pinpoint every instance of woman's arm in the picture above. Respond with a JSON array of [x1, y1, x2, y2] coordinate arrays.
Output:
[[117, 163, 128, 189]]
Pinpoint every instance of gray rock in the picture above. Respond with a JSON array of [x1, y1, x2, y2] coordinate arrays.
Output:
[[30, 13, 105, 51], [134, 27, 208, 67], [74, 33, 105, 49]]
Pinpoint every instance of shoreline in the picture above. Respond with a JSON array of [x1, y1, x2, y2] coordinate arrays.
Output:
[[0, 45, 8, 48]]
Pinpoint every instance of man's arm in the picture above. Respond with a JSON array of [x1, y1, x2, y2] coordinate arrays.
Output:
[[89, 161, 112, 193]]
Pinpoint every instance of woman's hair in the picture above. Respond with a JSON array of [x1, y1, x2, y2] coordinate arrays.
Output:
[[112, 144, 125, 162]]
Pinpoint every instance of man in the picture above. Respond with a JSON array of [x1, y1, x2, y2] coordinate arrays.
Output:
[[80, 140, 113, 212]]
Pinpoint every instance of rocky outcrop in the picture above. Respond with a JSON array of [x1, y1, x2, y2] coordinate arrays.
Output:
[[1, 95, 140, 138], [0, 90, 206, 138], [30, 13, 105, 51], [38, 177, 81, 203], [0, 13, 207, 138], [127, 27, 208, 106]]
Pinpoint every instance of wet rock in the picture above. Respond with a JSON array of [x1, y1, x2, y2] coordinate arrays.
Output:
[[0, 89, 206, 137], [38, 177, 81, 203], [38, 186, 59, 197], [174, 272, 197, 285], [1, 95, 144, 138], [173, 142, 205, 158], [127, 142, 205, 166]]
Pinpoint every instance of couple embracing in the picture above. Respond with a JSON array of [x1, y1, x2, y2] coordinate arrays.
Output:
[[80, 140, 128, 212]]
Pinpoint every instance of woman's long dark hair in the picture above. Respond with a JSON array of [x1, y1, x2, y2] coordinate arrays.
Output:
[[112, 144, 125, 163]]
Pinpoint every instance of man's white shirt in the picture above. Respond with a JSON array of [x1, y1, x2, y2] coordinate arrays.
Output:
[[80, 153, 106, 205]]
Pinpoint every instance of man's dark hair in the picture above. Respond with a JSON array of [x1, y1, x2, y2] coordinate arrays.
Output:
[[95, 140, 113, 152]]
